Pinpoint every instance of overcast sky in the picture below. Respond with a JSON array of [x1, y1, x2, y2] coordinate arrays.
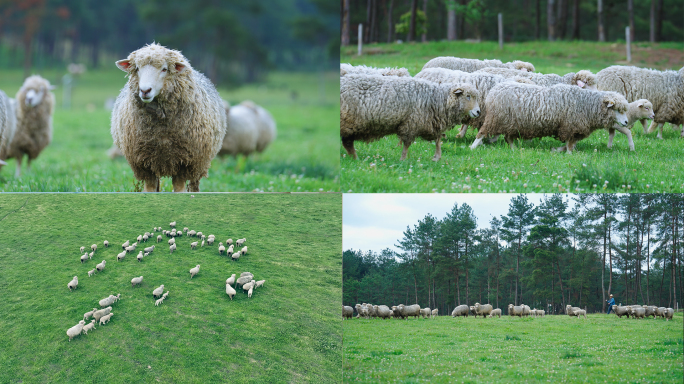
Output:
[[343, 193, 578, 253]]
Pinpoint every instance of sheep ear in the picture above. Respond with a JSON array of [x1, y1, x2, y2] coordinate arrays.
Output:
[[174, 62, 188, 73], [576, 79, 585, 88], [637, 101, 644, 108], [605, 99, 615, 109], [116, 59, 132, 72], [452, 88, 464, 96]]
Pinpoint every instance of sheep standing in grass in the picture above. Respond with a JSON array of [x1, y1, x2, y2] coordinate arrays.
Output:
[[80, 253, 89, 263], [566, 305, 583, 318], [340, 63, 411, 77], [420, 307, 432, 319], [189, 264, 200, 278], [153, 285, 165, 299], [84, 308, 98, 321], [219, 243, 225, 255], [99, 313, 114, 326], [508, 304, 523, 317], [88, 268, 96, 277], [231, 252, 241, 261], [103, 240, 109, 248], [5, 75, 55, 176], [0, 90, 17, 168], [190, 241, 198, 250], [343, 306, 354, 319], [96, 260, 106, 271], [470, 83, 629, 153], [422, 57, 535, 73], [137, 252, 144, 262], [117, 251, 126, 261], [488, 308, 502, 318], [131, 276, 143, 287], [219, 101, 277, 157], [630, 307, 646, 319], [248, 286, 253, 298], [664, 308, 674, 321], [111, 43, 226, 192], [122, 240, 130, 249], [474, 303, 493, 318], [341, 74, 480, 161], [169, 243, 176, 254], [82, 320, 96, 335], [236, 238, 246, 247], [144, 245, 154, 253], [157, 235, 162, 243], [226, 282, 236, 300], [67, 276, 78, 292], [66, 320, 86, 341], [596, 65, 684, 139], [607, 99, 654, 150], [236, 275, 252, 288], [99, 294, 121, 307], [476, 68, 597, 89], [226, 274, 236, 287], [254, 280, 265, 289], [451, 304, 470, 317], [92, 307, 112, 322]]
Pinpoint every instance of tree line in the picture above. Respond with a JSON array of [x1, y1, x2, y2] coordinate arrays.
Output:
[[343, 194, 683, 315], [341, 0, 683, 45]]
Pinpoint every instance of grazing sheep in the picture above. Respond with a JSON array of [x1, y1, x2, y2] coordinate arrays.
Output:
[[66, 320, 86, 341], [219, 244, 225, 255], [573, 308, 588, 319], [103, 240, 109, 248], [201, 240, 204, 247], [226, 274, 236, 287], [0, 90, 17, 168], [225, 283, 237, 300], [157, 235, 162, 243], [144, 245, 154, 253], [340, 74, 480, 161], [169, 243, 176, 254], [343, 306, 354, 319], [155, 295, 166, 306], [79, 246, 85, 253], [607, 99, 654, 150], [240, 246, 248, 256], [340, 63, 411, 77], [470, 83, 629, 153], [82, 320, 96, 335], [236, 275, 252, 287], [664, 308, 674, 321], [5, 75, 55, 177], [196, 231, 203, 238], [169, 221, 176, 228], [521, 305, 531, 317], [88, 252, 94, 259], [91, 244, 97, 252], [227, 245, 234, 254], [596, 65, 684, 139], [242, 281, 254, 292], [566, 305, 583, 317], [189, 264, 200, 278], [207, 237, 215, 246], [125, 245, 137, 253], [375, 305, 392, 320], [131, 276, 143, 287], [80, 253, 89, 263], [168, 238, 175, 246], [236, 238, 246, 247], [153, 285, 165, 298], [451, 304, 470, 317], [92, 306, 112, 322], [254, 280, 265, 289], [99, 312, 114, 326], [630, 307, 646, 319], [476, 67, 597, 90], [162, 291, 169, 300], [226, 239, 233, 245], [420, 307, 432, 319], [644, 305, 657, 318], [537, 309, 545, 317], [137, 252, 144, 262], [508, 304, 523, 317], [231, 252, 241, 261], [177, 231, 183, 236], [88, 268, 96, 277], [190, 241, 198, 250], [122, 240, 130, 249], [474, 303, 494, 318], [111, 43, 226, 192], [117, 251, 126, 261], [422, 57, 535, 73], [143, 234, 149, 242], [67, 276, 78, 291], [96, 260, 106, 271], [83, 308, 98, 321], [612, 305, 631, 318], [187, 230, 196, 237], [394, 304, 421, 319], [488, 308, 502, 318], [99, 294, 120, 307]]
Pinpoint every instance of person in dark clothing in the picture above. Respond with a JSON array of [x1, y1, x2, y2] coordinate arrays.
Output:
[[606, 294, 615, 314]]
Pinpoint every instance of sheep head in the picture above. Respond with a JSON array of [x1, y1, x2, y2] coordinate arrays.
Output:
[[512, 60, 535, 72], [19, 75, 55, 107], [603, 92, 629, 127], [574, 70, 597, 90], [448, 83, 480, 119]]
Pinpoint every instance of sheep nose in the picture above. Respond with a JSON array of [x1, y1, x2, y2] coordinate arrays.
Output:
[[140, 88, 152, 97]]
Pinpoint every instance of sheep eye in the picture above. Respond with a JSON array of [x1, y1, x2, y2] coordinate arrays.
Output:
[[467, 96, 471, 100], [162, 68, 168, 72]]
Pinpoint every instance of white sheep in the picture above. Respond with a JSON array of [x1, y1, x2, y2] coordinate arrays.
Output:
[[226, 283, 236, 300], [82, 320, 96, 335], [80, 253, 89, 263], [226, 238, 233, 245], [488, 308, 502, 318], [470, 83, 629, 153], [153, 284, 165, 298], [83, 308, 98, 321], [91, 244, 97, 252], [99, 294, 121, 307], [236, 275, 252, 287], [0, 90, 17, 168], [67, 276, 78, 291], [168, 238, 175, 246], [422, 57, 535, 73], [248, 286, 253, 298], [607, 99, 654, 151], [157, 235, 162, 243], [226, 274, 236, 287], [131, 276, 144, 287], [190, 241, 198, 250], [99, 312, 114, 326], [219, 244, 225, 255], [80, 246, 85, 253], [122, 240, 130, 249], [5, 75, 55, 177], [96, 260, 106, 271], [236, 238, 246, 246], [340, 74, 480, 161], [340, 63, 411, 77], [240, 246, 248, 255], [476, 67, 597, 89], [254, 280, 265, 289], [227, 245, 234, 254], [177, 230, 183, 236], [419, 307, 432, 319], [137, 252, 144, 262], [88, 252, 94, 259], [596, 65, 684, 139], [218, 102, 260, 157], [92, 306, 112, 322], [201, 240, 204, 247], [169, 221, 176, 228], [66, 320, 86, 341], [169, 243, 176, 254], [207, 237, 215, 246], [103, 240, 109, 247], [117, 251, 126, 261], [88, 268, 96, 277], [143, 234, 149, 242], [155, 297, 165, 306], [240, 272, 253, 277], [125, 245, 136, 253], [111, 43, 226, 192], [144, 245, 154, 253], [189, 264, 200, 278], [242, 281, 254, 292], [431, 308, 439, 317], [196, 231, 203, 238], [231, 252, 241, 261]]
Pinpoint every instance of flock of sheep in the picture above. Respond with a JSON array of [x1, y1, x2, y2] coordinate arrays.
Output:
[[345, 302, 675, 321], [340, 57, 683, 160], [0, 43, 276, 191], [65, 221, 266, 342]]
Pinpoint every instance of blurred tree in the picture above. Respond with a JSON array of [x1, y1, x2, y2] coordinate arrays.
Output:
[[395, 10, 426, 39]]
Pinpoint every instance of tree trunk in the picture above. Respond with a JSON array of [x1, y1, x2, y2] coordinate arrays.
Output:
[[387, 0, 394, 43], [601, 211, 606, 313], [365, 0, 372, 44], [456, 268, 461, 304], [557, 0, 568, 40], [649, 0, 656, 42], [647, 213, 651, 303], [516, 235, 521, 305], [341, 0, 350, 46], [535, 0, 540, 40], [628, 0, 635, 42], [547, 0, 555, 41], [408, 0, 418, 42], [571, 0, 580, 39], [414, 273, 418, 304], [556, 260, 566, 309], [421, 0, 428, 42], [655, 0, 663, 42], [447, 1, 456, 40], [672, 214, 677, 309], [608, 223, 613, 297], [597, 0, 605, 42]]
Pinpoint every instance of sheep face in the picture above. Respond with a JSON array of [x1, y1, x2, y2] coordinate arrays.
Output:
[[25, 88, 46, 107], [604, 94, 629, 127], [512, 60, 535, 72], [634, 99, 655, 120], [448, 84, 480, 119], [574, 70, 598, 90]]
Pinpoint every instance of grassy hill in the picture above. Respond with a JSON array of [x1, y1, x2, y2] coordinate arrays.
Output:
[[0, 193, 341, 383], [340, 41, 684, 193], [344, 313, 683, 383], [0, 69, 339, 192]]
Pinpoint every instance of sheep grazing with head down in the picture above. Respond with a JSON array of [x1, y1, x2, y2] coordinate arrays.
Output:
[[226, 282, 237, 300], [219, 101, 277, 157], [96, 260, 106, 271], [131, 276, 143, 287], [66, 320, 86, 341], [189, 264, 200, 278], [451, 304, 470, 317], [0, 90, 17, 168], [103, 240, 109, 248], [153, 285, 165, 299], [343, 306, 354, 319], [82, 320, 96, 335], [488, 308, 502, 318], [67, 276, 78, 292], [226, 274, 236, 287], [4, 75, 55, 176], [111, 43, 226, 192]]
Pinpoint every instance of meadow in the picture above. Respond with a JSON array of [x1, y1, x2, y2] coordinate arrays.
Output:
[[0, 194, 342, 383], [340, 41, 684, 193], [0, 68, 339, 192], [344, 313, 683, 383]]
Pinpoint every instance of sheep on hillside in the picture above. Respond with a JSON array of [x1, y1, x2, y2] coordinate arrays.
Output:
[[343, 305, 354, 319], [451, 304, 470, 317], [111, 43, 226, 192]]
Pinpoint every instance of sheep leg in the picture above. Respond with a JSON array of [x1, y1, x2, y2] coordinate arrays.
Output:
[[26, 158, 32, 173], [143, 178, 159, 192], [188, 180, 200, 192], [172, 177, 187, 192], [487, 135, 500, 144], [14, 155, 22, 177], [615, 126, 635, 151], [607, 128, 615, 149], [457, 124, 469, 138], [432, 138, 442, 162], [657, 123, 664, 139], [341, 138, 357, 159], [469, 135, 484, 150], [680, 124, 684, 137], [505, 136, 516, 150], [400, 141, 412, 161], [640, 119, 648, 134]]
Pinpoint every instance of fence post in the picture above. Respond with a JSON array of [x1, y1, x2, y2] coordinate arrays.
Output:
[[358, 24, 363, 56], [498, 13, 503, 50], [625, 26, 631, 62]]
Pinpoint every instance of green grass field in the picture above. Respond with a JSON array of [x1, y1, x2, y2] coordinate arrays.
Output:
[[0, 194, 341, 383], [0, 69, 339, 192], [344, 313, 683, 383], [340, 41, 684, 193]]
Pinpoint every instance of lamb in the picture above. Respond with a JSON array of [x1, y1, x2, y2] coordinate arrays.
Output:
[[169, 243, 176, 254], [451, 304, 470, 317], [537, 310, 545, 317], [189, 264, 200, 278], [79, 246, 85, 253], [470, 83, 629, 153], [153, 284, 165, 298], [508, 304, 523, 317], [131, 276, 144, 287], [4, 75, 55, 177], [99, 312, 114, 326], [111, 43, 226, 192], [91, 244, 97, 252], [422, 57, 535, 73], [664, 308, 674, 321], [573, 308, 588, 319], [343, 305, 354, 319], [144, 245, 154, 253], [607, 99, 654, 151], [82, 320, 96, 335], [66, 320, 86, 341], [155, 297, 165, 306], [190, 241, 198, 250], [474, 303, 493, 318], [596, 65, 684, 139], [242, 281, 254, 292], [201, 240, 204, 247], [137, 252, 144, 262], [236, 238, 246, 247], [419, 307, 432, 319], [340, 74, 480, 161], [236, 275, 252, 288], [340, 63, 411, 77], [92, 306, 112, 322], [476, 67, 597, 90], [488, 308, 502, 318], [96, 260, 106, 271], [226, 274, 236, 287], [83, 308, 98, 321], [67, 276, 78, 291], [157, 235, 162, 243], [232, 252, 241, 261], [254, 280, 265, 289], [226, 282, 237, 300], [88, 268, 96, 277], [103, 240, 109, 247], [117, 251, 126, 261], [0, 90, 17, 168], [170, 221, 176, 227]]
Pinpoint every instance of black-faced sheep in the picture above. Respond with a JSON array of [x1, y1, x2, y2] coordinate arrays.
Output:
[[189, 264, 200, 278], [111, 43, 226, 192], [67, 276, 78, 291]]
